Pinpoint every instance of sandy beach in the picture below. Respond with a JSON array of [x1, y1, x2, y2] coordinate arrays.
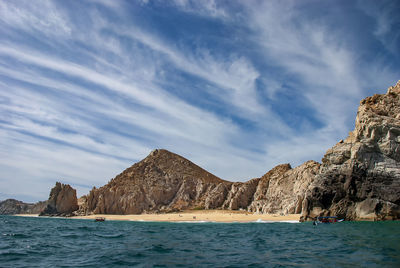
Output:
[[16, 210, 301, 223]]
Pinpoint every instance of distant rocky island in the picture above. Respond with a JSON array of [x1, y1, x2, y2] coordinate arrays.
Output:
[[1, 81, 399, 221]]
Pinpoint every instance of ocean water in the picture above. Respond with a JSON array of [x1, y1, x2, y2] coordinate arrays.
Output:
[[1, 216, 399, 267]]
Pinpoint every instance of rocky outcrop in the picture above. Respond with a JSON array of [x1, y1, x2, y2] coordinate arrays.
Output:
[[301, 81, 400, 221], [248, 161, 320, 214], [0, 199, 47, 215], [79, 149, 320, 216], [220, 178, 260, 210], [40, 182, 79, 216]]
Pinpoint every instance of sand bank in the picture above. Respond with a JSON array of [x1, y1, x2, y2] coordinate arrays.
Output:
[[76, 210, 300, 223], [15, 210, 300, 222]]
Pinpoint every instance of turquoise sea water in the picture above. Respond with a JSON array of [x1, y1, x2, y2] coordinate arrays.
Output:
[[0, 216, 399, 267]]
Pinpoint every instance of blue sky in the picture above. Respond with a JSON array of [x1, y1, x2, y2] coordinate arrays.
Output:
[[1, 0, 399, 202]]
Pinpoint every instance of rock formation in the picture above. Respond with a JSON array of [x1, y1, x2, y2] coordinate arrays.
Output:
[[81, 150, 320, 216], [248, 161, 320, 214], [39, 182, 79, 216], [0, 199, 47, 215], [301, 81, 400, 221], [84, 149, 233, 214], [81, 81, 399, 220], [3, 81, 399, 221]]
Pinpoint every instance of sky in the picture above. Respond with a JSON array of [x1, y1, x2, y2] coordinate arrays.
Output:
[[1, 0, 399, 202]]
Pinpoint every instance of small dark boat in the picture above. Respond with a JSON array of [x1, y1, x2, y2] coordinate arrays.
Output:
[[95, 217, 106, 222], [313, 216, 343, 225]]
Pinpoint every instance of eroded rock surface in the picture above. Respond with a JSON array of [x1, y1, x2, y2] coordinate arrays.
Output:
[[83, 149, 265, 214], [83, 149, 232, 214], [80, 150, 320, 216], [301, 81, 400, 221], [248, 161, 320, 214], [40, 182, 79, 216]]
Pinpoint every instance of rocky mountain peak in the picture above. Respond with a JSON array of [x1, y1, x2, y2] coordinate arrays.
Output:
[[260, 163, 292, 180], [353, 80, 400, 143], [111, 148, 225, 186], [84, 149, 229, 214]]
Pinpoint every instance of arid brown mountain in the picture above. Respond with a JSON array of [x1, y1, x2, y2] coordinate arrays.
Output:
[[84, 149, 236, 214]]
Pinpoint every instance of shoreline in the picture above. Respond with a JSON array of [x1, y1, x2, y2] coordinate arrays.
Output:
[[15, 210, 301, 223]]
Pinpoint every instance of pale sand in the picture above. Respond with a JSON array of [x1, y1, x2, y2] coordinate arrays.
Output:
[[16, 210, 300, 223]]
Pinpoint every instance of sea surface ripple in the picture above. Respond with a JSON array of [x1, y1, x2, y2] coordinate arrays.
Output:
[[0, 216, 399, 267]]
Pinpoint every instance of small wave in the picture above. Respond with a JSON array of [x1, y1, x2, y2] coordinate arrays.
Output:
[[95, 233, 124, 239], [151, 244, 173, 253], [2, 233, 31, 238], [1, 252, 29, 257], [60, 234, 80, 239]]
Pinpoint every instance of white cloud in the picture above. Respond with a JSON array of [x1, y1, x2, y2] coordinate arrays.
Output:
[[115, 26, 265, 116], [0, 0, 71, 37], [245, 1, 366, 132], [170, 0, 228, 19]]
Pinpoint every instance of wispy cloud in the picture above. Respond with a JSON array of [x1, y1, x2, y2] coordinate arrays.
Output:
[[169, 0, 229, 19], [0, 0, 71, 37], [357, 0, 400, 55]]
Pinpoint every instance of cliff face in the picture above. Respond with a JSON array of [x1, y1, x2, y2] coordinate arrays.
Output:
[[248, 161, 320, 214], [301, 81, 400, 221], [40, 182, 79, 216]]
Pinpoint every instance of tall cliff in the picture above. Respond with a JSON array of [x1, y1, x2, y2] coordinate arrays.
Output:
[[301, 81, 400, 221]]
